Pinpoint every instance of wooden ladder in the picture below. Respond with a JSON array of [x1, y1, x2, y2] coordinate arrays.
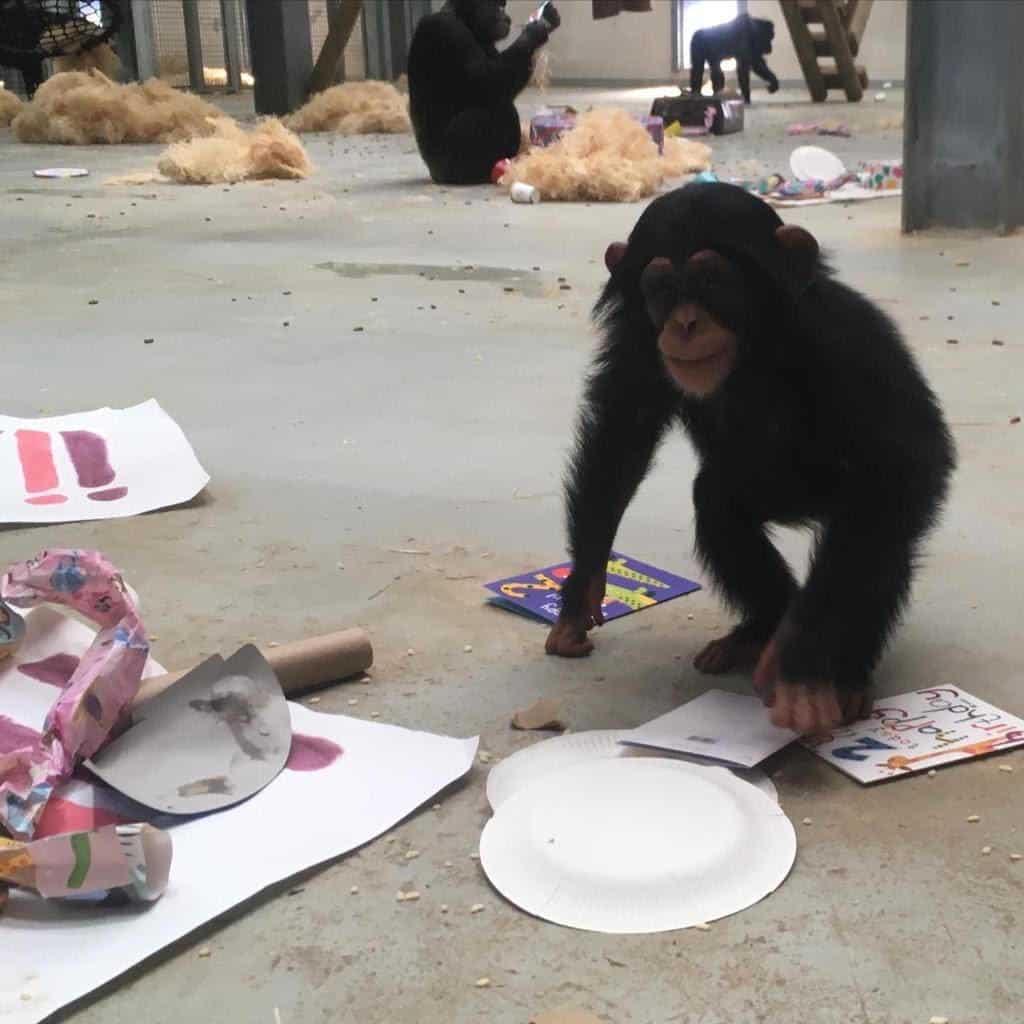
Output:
[[779, 0, 875, 102]]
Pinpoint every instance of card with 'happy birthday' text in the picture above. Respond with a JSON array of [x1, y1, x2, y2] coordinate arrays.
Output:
[[803, 686, 1024, 784]]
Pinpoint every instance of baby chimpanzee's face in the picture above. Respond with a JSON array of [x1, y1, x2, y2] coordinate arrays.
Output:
[[454, 0, 512, 43], [639, 250, 751, 398]]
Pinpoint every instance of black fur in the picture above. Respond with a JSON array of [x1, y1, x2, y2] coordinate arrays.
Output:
[[690, 13, 779, 103], [407, 0, 552, 185], [560, 183, 955, 694]]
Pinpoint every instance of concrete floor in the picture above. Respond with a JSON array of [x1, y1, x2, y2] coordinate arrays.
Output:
[[1, 85, 1022, 1024]]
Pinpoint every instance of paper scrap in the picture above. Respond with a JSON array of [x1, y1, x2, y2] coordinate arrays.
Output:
[[621, 690, 798, 768], [0, 550, 149, 838], [511, 697, 565, 731], [0, 400, 209, 524], [87, 646, 291, 814], [803, 686, 1024, 783], [0, 823, 171, 902], [485, 552, 700, 625]]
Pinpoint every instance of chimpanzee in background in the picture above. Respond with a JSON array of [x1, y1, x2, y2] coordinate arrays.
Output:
[[407, 0, 559, 185], [689, 12, 779, 103], [546, 183, 955, 735]]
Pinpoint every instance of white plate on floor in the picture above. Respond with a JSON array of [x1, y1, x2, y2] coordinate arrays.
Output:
[[789, 145, 846, 183], [480, 758, 796, 934], [486, 729, 778, 809], [34, 167, 89, 178]]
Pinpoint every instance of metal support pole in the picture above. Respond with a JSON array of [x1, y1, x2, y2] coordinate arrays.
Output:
[[244, 0, 313, 115], [220, 0, 243, 92], [903, 0, 1024, 233], [125, 0, 158, 82], [182, 0, 206, 92]]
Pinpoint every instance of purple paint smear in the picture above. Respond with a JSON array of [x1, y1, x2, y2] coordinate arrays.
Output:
[[286, 734, 343, 772], [18, 652, 81, 688], [61, 430, 116, 488], [88, 487, 129, 502]]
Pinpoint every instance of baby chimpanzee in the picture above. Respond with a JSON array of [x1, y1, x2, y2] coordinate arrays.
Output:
[[690, 13, 779, 103], [547, 183, 955, 735], [407, 0, 559, 185]]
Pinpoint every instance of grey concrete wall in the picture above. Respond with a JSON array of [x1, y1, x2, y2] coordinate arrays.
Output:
[[903, 0, 1024, 232]]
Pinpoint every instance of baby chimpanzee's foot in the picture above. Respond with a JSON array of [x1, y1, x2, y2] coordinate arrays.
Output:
[[693, 627, 766, 675]]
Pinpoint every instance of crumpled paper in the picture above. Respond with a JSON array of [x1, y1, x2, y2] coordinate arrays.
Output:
[[0, 550, 148, 839]]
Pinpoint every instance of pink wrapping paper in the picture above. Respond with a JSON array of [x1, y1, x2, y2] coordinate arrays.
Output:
[[0, 550, 148, 838]]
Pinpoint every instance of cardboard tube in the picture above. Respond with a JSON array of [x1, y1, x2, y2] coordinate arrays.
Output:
[[132, 627, 373, 708]]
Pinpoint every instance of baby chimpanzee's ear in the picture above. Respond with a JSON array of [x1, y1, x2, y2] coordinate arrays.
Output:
[[775, 224, 819, 287], [604, 241, 627, 273]]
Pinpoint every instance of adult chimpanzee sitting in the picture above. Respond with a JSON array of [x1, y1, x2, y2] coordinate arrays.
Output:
[[407, 0, 559, 185]]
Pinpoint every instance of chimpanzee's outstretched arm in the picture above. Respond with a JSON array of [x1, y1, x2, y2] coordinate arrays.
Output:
[[560, 318, 679, 619], [777, 484, 935, 692], [693, 467, 797, 642], [464, 22, 549, 101]]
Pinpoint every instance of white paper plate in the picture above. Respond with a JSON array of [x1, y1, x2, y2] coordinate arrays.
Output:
[[486, 729, 778, 809], [34, 167, 89, 178], [480, 758, 796, 934], [789, 145, 847, 183]]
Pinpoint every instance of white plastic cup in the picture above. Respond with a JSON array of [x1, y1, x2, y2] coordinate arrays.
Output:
[[510, 182, 540, 204]]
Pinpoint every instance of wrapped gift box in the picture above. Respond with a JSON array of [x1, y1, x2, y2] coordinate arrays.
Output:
[[650, 92, 745, 136]]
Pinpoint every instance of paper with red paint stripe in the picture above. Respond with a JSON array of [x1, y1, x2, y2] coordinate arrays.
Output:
[[0, 400, 208, 523]]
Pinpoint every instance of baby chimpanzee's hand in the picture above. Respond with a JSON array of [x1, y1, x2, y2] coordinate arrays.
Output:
[[752, 635, 873, 734], [545, 573, 606, 658]]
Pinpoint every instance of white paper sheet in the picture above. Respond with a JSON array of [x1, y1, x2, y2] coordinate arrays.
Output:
[[0, 400, 209, 523], [803, 686, 1024, 783], [620, 689, 798, 768], [0, 705, 478, 1023]]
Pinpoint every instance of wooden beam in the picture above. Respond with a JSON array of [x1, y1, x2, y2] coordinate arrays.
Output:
[[780, 0, 828, 102], [819, 0, 864, 100], [847, 0, 875, 44], [308, 0, 362, 96]]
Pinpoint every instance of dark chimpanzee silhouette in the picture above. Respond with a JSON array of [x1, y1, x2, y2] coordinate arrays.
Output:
[[689, 13, 779, 103], [546, 183, 955, 736], [407, 0, 559, 185]]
